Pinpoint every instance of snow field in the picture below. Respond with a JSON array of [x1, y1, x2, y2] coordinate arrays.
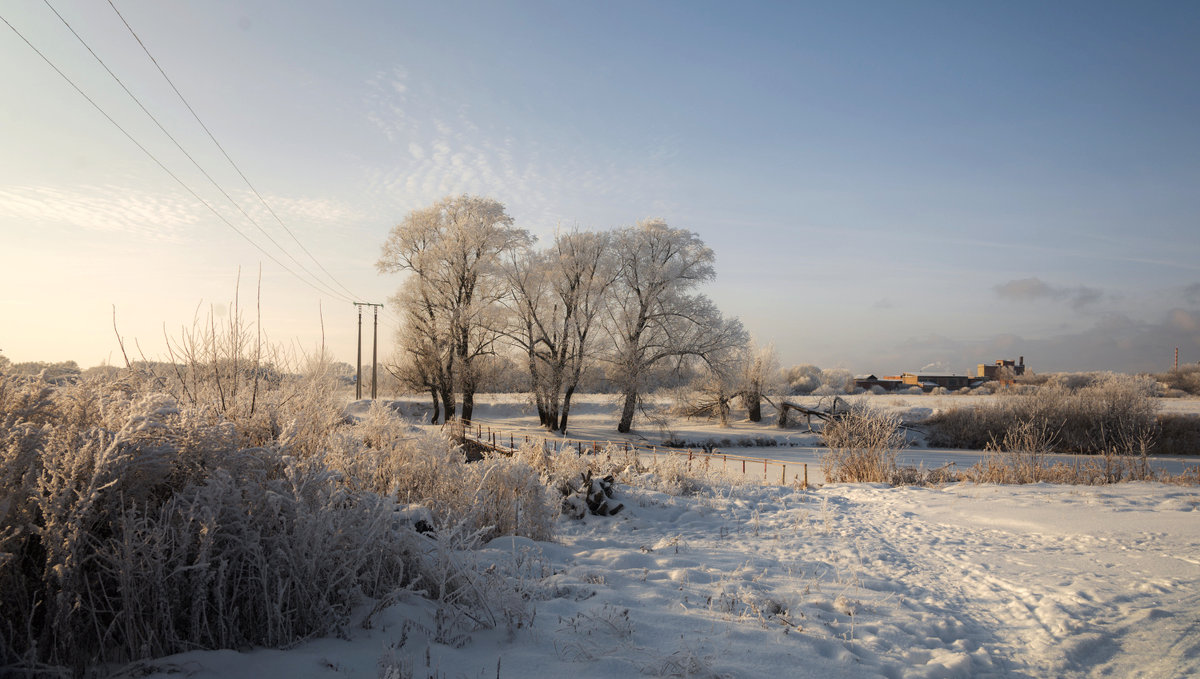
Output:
[[138, 479, 1200, 679]]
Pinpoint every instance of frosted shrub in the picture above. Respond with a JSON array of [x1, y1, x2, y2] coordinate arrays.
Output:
[[820, 403, 905, 484], [925, 373, 1160, 455], [784, 364, 822, 395], [820, 368, 855, 393], [0, 376, 428, 672], [0, 370, 54, 425], [461, 456, 555, 541], [639, 452, 704, 495], [965, 420, 1062, 484], [1154, 364, 1200, 396], [323, 413, 557, 542], [1, 365, 554, 674]]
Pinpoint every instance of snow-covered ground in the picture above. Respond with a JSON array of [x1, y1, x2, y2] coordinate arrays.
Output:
[[124, 395, 1200, 679], [133, 480, 1200, 679]]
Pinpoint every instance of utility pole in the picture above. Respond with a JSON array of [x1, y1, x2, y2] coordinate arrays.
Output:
[[372, 304, 380, 399], [1176, 347, 1180, 372], [353, 302, 384, 400], [355, 304, 363, 399]]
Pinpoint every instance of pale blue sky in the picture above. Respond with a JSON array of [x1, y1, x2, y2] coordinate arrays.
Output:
[[2, 1, 1199, 374]]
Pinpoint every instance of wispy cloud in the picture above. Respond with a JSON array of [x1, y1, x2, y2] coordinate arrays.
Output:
[[0, 184, 199, 241], [994, 277, 1103, 310], [249, 193, 364, 226], [360, 66, 677, 233], [364, 66, 411, 143]]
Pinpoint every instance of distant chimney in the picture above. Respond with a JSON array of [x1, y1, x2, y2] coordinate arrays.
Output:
[[1019, 356, 1024, 366]]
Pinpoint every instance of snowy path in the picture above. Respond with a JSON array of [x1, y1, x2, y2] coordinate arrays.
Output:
[[136, 482, 1200, 678]]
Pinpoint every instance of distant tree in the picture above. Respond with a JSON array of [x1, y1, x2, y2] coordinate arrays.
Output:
[[605, 219, 747, 433], [688, 352, 743, 427], [378, 195, 532, 422], [813, 368, 855, 395], [784, 364, 822, 395], [740, 341, 781, 422]]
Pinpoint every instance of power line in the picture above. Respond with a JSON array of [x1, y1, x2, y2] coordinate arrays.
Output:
[[105, 0, 364, 304], [42, 0, 356, 305], [0, 10, 346, 303]]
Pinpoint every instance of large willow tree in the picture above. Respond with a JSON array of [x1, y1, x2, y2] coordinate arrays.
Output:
[[378, 195, 531, 423]]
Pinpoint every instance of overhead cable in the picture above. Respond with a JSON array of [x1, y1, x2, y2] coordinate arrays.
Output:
[[42, 0, 356, 305], [105, 0, 364, 303], [0, 11, 348, 303]]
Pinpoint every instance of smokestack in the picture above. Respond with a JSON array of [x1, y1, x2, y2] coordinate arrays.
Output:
[[1019, 356, 1024, 367]]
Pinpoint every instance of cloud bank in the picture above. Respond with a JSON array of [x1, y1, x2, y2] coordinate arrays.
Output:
[[994, 277, 1103, 310]]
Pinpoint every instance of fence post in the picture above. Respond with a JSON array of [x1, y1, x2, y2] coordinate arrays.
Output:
[[742, 459, 746, 474], [764, 459, 768, 481], [804, 463, 808, 489], [782, 464, 786, 485]]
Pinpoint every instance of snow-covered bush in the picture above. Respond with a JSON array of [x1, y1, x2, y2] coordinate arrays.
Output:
[[819, 368, 855, 394], [0, 364, 554, 674], [635, 452, 706, 495], [819, 403, 906, 484], [786, 365, 856, 395], [924, 373, 1160, 454], [0, 380, 413, 670], [1153, 364, 1200, 396], [783, 364, 822, 395]]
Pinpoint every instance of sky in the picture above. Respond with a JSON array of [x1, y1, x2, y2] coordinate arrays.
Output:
[[2, 0, 1199, 376]]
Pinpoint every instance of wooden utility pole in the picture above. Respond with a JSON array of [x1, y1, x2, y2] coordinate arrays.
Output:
[[371, 304, 380, 399], [353, 302, 384, 399], [355, 304, 362, 399], [1176, 347, 1180, 372]]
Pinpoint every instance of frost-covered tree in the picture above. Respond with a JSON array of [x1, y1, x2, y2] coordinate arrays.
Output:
[[816, 368, 855, 395], [385, 305, 447, 423], [378, 195, 532, 422], [740, 341, 782, 422], [503, 229, 617, 434], [605, 219, 747, 433], [784, 364, 823, 395], [687, 350, 744, 427]]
